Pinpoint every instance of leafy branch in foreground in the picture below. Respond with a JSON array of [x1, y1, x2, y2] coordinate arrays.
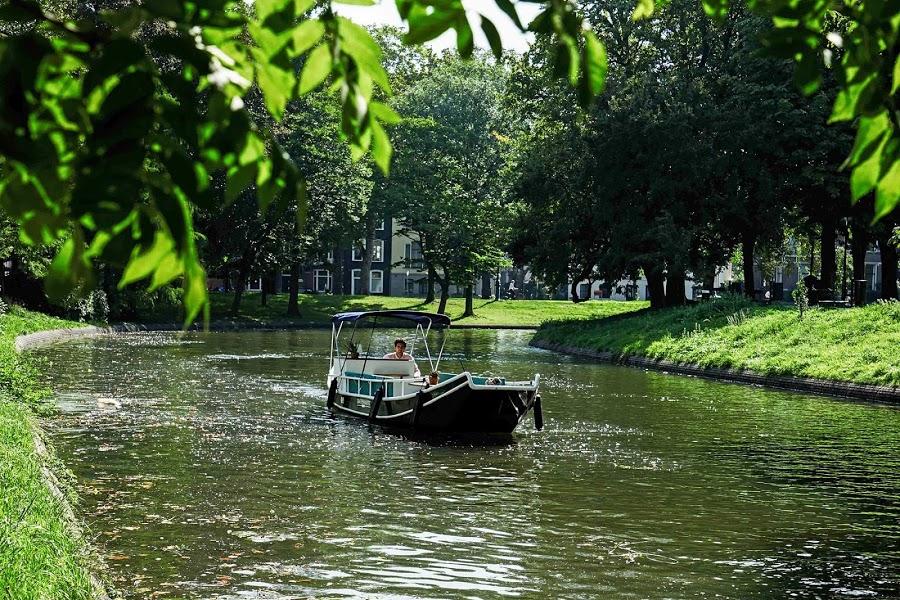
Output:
[[0, 0, 605, 326]]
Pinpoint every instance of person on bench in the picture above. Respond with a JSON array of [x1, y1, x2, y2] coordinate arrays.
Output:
[[383, 338, 421, 377]]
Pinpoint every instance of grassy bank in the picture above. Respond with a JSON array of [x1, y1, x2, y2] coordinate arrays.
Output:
[[0, 306, 96, 599], [145, 293, 650, 327], [533, 297, 900, 388]]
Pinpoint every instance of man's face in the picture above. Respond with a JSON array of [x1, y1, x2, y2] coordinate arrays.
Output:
[[395, 342, 405, 354]]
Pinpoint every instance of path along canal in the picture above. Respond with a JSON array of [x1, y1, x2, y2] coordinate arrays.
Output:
[[35, 329, 900, 599]]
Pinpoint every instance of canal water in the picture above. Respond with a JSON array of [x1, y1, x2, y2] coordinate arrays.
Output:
[[35, 330, 899, 599]]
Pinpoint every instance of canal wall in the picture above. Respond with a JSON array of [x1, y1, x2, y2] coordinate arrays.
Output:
[[530, 340, 900, 405]]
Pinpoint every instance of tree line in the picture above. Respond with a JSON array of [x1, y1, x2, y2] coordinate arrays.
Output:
[[0, 0, 898, 321]]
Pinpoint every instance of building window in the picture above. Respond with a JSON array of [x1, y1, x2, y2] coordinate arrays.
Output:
[[352, 239, 384, 263], [248, 277, 262, 292], [376, 218, 385, 231], [404, 241, 424, 269], [314, 270, 331, 293], [370, 270, 384, 294]]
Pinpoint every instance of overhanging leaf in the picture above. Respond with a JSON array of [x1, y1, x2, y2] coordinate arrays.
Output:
[[583, 30, 608, 97], [299, 43, 332, 94]]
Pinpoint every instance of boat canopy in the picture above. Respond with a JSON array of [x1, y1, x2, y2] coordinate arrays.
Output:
[[331, 310, 452, 328]]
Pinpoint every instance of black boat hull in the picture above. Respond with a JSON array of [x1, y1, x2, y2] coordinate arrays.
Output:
[[330, 381, 539, 433]]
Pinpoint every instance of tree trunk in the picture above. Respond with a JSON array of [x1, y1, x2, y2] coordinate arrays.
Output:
[[436, 269, 450, 314], [645, 267, 666, 309], [463, 283, 474, 317], [260, 271, 269, 307], [742, 231, 756, 298], [851, 222, 868, 306], [287, 260, 301, 316], [425, 264, 436, 303], [480, 272, 491, 299], [809, 232, 815, 277], [570, 279, 580, 302], [820, 216, 837, 290], [230, 244, 257, 316], [878, 235, 898, 300], [666, 268, 685, 306], [231, 266, 248, 316]]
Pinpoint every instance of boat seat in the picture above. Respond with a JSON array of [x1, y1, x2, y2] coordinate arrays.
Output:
[[343, 371, 394, 397]]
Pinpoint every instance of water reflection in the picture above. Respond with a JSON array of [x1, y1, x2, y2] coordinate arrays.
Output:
[[36, 330, 900, 599]]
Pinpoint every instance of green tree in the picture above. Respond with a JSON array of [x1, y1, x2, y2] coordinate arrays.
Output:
[[388, 54, 511, 315]]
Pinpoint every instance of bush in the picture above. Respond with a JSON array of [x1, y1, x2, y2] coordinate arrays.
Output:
[[60, 289, 109, 323]]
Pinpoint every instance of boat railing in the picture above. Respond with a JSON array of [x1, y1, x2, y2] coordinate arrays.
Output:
[[335, 371, 538, 399]]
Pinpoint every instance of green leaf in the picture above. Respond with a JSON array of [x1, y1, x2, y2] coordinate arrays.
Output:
[[481, 16, 503, 60], [370, 119, 392, 175], [299, 43, 332, 94], [370, 101, 402, 125], [46, 234, 93, 302], [793, 50, 820, 96], [850, 134, 887, 202], [295, 0, 315, 13], [405, 9, 458, 44], [292, 19, 325, 55], [120, 231, 175, 287], [337, 17, 391, 93], [83, 39, 147, 94], [847, 112, 890, 167], [583, 30, 608, 97], [182, 260, 208, 328], [226, 164, 257, 203], [874, 158, 900, 220], [257, 0, 292, 22], [632, 0, 654, 20], [892, 54, 900, 96], [253, 49, 295, 120], [455, 15, 474, 58], [829, 73, 876, 123], [493, 0, 523, 30], [150, 252, 183, 290], [701, 0, 728, 22]]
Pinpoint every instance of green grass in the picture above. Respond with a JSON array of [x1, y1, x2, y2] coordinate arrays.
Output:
[[0, 306, 95, 599], [143, 292, 650, 327], [533, 296, 900, 387]]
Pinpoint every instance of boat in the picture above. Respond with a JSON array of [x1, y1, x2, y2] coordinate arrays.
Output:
[[325, 310, 543, 433]]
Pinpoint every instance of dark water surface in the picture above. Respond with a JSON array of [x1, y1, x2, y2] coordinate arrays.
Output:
[[35, 330, 900, 599]]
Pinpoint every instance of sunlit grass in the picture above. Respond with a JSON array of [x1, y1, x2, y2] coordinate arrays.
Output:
[[0, 306, 95, 599], [144, 292, 649, 327], [534, 296, 900, 387]]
